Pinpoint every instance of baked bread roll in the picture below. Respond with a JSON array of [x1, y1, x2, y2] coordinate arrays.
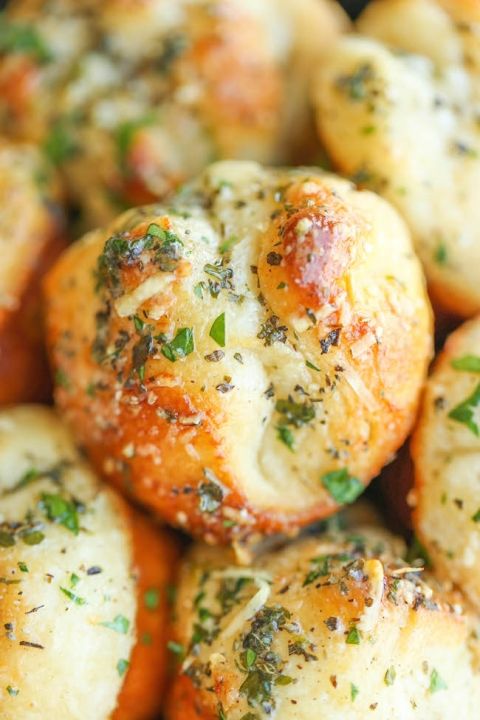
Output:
[[167, 524, 480, 719], [0, 141, 65, 404], [0, 405, 177, 719], [45, 160, 432, 545], [412, 316, 480, 611], [314, 0, 480, 317], [0, 0, 347, 227]]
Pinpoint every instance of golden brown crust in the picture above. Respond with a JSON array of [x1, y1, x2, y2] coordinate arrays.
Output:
[[45, 161, 432, 545], [412, 315, 480, 611], [314, 0, 480, 318], [0, 0, 346, 228], [0, 142, 66, 404], [0, 405, 177, 719], [167, 526, 480, 719], [113, 513, 179, 720]]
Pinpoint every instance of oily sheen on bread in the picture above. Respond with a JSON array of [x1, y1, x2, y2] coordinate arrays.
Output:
[[45, 160, 432, 544], [0, 405, 177, 720]]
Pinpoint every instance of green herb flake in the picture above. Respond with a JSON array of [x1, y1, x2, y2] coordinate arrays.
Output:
[[54, 368, 71, 390], [117, 659, 130, 677], [144, 588, 160, 611], [115, 115, 155, 169], [209, 313, 226, 348], [161, 328, 194, 362], [448, 383, 480, 435], [451, 356, 480, 373], [336, 63, 375, 101], [244, 648, 257, 668], [0, 19, 52, 63], [60, 587, 86, 606], [6, 685, 19, 697], [0, 532, 15, 548], [40, 493, 79, 535], [18, 562, 28, 573], [472, 509, 480, 523], [303, 555, 330, 586], [239, 605, 292, 711], [275, 397, 315, 428], [321, 469, 363, 505], [276, 425, 295, 452], [8, 468, 40, 492], [100, 615, 130, 634], [384, 666, 396, 686], [219, 235, 239, 254], [350, 683, 359, 701], [193, 282, 205, 299], [434, 242, 448, 266], [429, 668, 447, 693], [133, 315, 145, 333], [217, 704, 228, 720], [0, 577, 21, 585], [346, 626, 361, 645], [167, 640, 185, 658], [43, 119, 78, 166], [21, 531, 45, 546], [306, 360, 320, 371], [85, 382, 96, 398]]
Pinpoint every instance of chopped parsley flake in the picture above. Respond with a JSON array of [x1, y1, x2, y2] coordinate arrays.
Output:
[[6, 685, 19, 697], [276, 425, 295, 452], [115, 115, 155, 170], [350, 683, 359, 701], [321, 469, 363, 504], [43, 119, 78, 166], [147, 223, 183, 272], [429, 668, 447, 693], [22, 530, 45, 546], [60, 587, 86, 606], [448, 383, 480, 436], [203, 262, 234, 297], [303, 556, 331, 586], [117, 659, 130, 677], [0, 532, 15, 548], [161, 328, 194, 362], [100, 615, 130, 634], [472, 509, 480, 523], [167, 641, 186, 658], [40, 493, 80, 535], [210, 313, 226, 348], [451, 356, 480, 373], [346, 626, 361, 645], [55, 368, 71, 390], [144, 588, 160, 610], [434, 242, 448, 266], [18, 562, 28, 573], [217, 704, 228, 720], [219, 235, 239, 254], [275, 398, 315, 428], [239, 605, 293, 712], [336, 63, 376, 101], [0, 19, 52, 63]]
